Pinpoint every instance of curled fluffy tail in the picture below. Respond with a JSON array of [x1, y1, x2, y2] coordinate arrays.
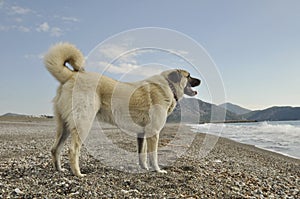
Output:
[[44, 42, 85, 84]]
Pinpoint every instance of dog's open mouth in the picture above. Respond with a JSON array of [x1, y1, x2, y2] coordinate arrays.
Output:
[[184, 77, 201, 96], [184, 86, 197, 96]]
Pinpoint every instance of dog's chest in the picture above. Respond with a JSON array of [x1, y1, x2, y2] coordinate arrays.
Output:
[[167, 99, 177, 115]]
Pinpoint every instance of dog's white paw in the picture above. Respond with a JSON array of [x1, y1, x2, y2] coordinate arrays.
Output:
[[76, 173, 86, 178], [139, 162, 149, 171], [58, 168, 67, 172], [156, 169, 167, 174]]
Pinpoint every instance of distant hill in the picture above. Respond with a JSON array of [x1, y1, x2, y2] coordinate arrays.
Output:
[[0, 113, 53, 119], [1, 113, 27, 117], [242, 106, 300, 121], [167, 98, 242, 123], [219, 102, 251, 115]]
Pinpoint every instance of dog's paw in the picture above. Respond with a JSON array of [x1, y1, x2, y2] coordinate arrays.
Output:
[[156, 169, 167, 174], [58, 168, 67, 172], [140, 165, 149, 171], [139, 163, 149, 171], [74, 172, 86, 178]]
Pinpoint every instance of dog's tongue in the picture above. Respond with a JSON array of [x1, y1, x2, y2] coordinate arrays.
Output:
[[184, 86, 197, 96]]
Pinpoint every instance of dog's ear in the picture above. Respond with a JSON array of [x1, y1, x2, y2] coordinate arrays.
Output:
[[168, 71, 182, 83]]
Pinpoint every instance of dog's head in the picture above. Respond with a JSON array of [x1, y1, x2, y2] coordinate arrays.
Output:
[[163, 69, 201, 100]]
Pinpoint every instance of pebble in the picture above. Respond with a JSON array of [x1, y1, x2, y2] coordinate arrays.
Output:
[[0, 121, 299, 198], [13, 188, 24, 195], [68, 191, 80, 196], [213, 159, 222, 163]]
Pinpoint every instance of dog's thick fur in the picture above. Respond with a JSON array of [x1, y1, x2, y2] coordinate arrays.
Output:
[[44, 42, 200, 177]]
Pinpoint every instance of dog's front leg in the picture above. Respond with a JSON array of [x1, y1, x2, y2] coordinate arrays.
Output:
[[137, 133, 148, 170], [146, 133, 167, 173]]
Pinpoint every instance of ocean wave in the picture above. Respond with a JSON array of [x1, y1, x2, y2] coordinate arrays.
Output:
[[188, 121, 300, 159]]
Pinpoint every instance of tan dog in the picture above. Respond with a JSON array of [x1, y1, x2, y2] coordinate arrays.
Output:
[[44, 42, 200, 177]]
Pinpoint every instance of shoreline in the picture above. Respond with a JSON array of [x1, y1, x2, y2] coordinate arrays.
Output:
[[251, 145, 300, 161], [1, 119, 299, 160], [211, 132, 300, 162], [187, 121, 300, 160], [0, 119, 299, 198], [202, 131, 300, 161]]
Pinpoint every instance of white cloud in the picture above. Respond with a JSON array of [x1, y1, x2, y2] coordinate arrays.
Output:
[[97, 44, 142, 67], [98, 45, 130, 60], [14, 17, 23, 23], [54, 15, 80, 23], [24, 53, 44, 60], [1, 2, 77, 37], [98, 61, 163, 78], [18, 26, 30, 32], [61, 16, 79, 22], [88, 44, 178, 79], [0, 3, 32, 33], [50, 27, 63, 37], [87, 44, 140, 75], [0, 24, 30, 32], [0, 25, 10, 31], [99, 62, 139, 74], [35, 22, 63, 37], [36, 22, 49, 32], [10, 5, 31, 15], [0, 0, 4, 8]]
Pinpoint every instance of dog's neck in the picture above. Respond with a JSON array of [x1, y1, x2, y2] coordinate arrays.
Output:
[[167, 80, 178, 102]]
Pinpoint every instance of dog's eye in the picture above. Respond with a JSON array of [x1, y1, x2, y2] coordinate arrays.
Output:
[[187, 74, 190, 78]]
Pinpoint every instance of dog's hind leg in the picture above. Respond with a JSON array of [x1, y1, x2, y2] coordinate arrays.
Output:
[[51, 114, 70, 172], [137, 133, 148, 170], [68, 108, 99, 177], [69, 127, 86, 177]]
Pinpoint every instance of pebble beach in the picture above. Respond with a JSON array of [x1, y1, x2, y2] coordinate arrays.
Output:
[[0, 117, 299, 198]]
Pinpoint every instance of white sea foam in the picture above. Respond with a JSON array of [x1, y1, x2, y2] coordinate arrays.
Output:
[[189, 121, 300, 159]]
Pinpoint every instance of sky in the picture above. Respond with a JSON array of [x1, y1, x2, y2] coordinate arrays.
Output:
[[0, 0, 300, 115]]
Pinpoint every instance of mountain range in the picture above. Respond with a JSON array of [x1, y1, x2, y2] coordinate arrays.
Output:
[[167, 98, 300, 123], [219, 102, 251, 115], [241, 106, 300, 121]]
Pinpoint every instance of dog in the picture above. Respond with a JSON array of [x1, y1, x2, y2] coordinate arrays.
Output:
[[44, 42, 200, 177]]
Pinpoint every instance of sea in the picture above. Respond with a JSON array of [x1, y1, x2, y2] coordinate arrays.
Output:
[[188, 120, 300, 159]]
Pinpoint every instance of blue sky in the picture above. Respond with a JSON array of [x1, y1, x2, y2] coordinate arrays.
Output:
[[0, 0, 300, 115]]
